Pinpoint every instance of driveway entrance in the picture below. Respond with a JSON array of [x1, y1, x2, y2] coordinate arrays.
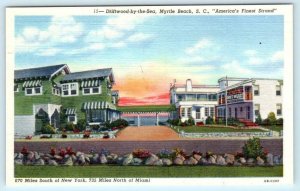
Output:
[[116, 126, 180, 140]]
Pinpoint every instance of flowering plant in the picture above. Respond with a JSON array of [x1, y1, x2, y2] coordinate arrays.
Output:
[[205, 151, 214, 159], [192, 150, 202, 156], [21, 146, 29, 155], [83, 130, 90, 138], [132, 148, 151, 159], [100, 148, 110, 156], [59, 148, 67, 157], [235, 152, 244, 159], [50, 147, 56, 156], [157, 149, 173, 159], [66, 146, 75, 155], [172, 148, 187, 158]]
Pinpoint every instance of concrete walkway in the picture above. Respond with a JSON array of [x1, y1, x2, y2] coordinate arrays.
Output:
[[116, 126, 180, 140]]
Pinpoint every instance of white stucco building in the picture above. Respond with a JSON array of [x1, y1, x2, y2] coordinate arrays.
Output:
[[170, 79, 219, 123], [216, 77, 283, 122]]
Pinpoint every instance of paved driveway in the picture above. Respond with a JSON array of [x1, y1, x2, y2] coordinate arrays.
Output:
[[116, 126, 180, 140]]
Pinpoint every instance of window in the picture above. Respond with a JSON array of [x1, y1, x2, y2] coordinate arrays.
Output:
[[25, 87, 42, 96], [240, 107, 243, 112], [254, 85, 259, 96], [68, 115, 77, 124], [14, 84, 19, 92], [82, 86, 101, 95], [210, 107, 214, 117], [186, 94, 196, 101], [177, 94, 185, 101], [187, 108, 192, 117], [277, 104, 282, 116], [197, 94, 207, 101], [61, 83, 78, 96], [276, 85, 281, 96], [229, 108, 232, 117], [208, 94, 217, 101], [52, 88, 60, 96], [254, 104, 260, 116], [181, 108, 186, 117], [205, 107, 209, 116]]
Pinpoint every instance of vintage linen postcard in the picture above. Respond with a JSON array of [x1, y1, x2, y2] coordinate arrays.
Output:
[[6, 4, 293, 186]]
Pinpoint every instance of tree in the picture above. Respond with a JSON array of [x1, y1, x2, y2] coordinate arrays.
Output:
[[255, 112, 262, 125], [267, 112, 277, 125]]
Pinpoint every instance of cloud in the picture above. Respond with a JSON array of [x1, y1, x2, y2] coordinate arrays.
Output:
[[106, 15, 148, 31], [244, 49, 257, 56], [127, 33, 152, 42], [16, 16, 83, 55], [185, 39, 213, 55], [222, 60, 252, 75], [271, 51, 284, 62], [36, 48, 61, 56]]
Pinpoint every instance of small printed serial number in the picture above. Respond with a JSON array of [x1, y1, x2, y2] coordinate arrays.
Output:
[[264, 179, 280, 183]]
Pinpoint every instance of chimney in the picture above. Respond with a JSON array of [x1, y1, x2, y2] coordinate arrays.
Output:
[[186, 79, 192, 92]]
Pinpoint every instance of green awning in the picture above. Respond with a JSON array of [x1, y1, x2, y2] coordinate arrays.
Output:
[[65, 108, 76, 115], [81, 79, 100, 88], [83, 101, 116, 110], [22, 80, 42, 88]]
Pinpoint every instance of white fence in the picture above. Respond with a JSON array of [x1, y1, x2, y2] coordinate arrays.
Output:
[[179, 131, 273, 138]]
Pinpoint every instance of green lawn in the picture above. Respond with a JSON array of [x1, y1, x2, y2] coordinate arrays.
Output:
[[174, 126, 266, 133], [15, 165, 283, 178], [263, 125, 283, 133]]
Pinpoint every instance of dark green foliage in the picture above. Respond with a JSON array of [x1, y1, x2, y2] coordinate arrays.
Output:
[[267, 112, 277, 125], [106, 119, 129, 128], [217, 118, 225, 125], [167, 119, 180, 126], [276, 118, 283, 125], [77, 119, 86, 131], [242, 137, 264, 159], [65, 122, 75, 131], [187, 117, 195, 126], [205, 116, 214, 125], [41, 124, 56, 134], [255, 113, 262, 125], [261, 118, 270, 126]]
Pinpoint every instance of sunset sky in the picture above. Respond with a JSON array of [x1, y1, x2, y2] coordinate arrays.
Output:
[[14, 15, 283, 106]]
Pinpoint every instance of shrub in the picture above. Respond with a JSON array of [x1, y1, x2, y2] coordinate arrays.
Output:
[[110, 119, 129, 128], [132, 148, 151, 159], [41, 124, 56, 134], [261, 118, 270, 126], [267, 112, 277, 125], [242, 137, 264, 159], [192, 150, 202, 156], [217, 118, 225, 124], [276, 118, 283, 125], [205, 116, 214, 125], [187, 117, 195, 126], [66, 146, 75, 155], [255, 113, 262, 125], [50, 147, 56, 156], [77, 119, 86, 131], [167, 119, 180, 126], [65, 122, 75, 131]]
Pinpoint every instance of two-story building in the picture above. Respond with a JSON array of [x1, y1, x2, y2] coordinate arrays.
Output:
[[170, 79, 219, 124], [216, 77, 283, 122], [14, 64, 120, 136]]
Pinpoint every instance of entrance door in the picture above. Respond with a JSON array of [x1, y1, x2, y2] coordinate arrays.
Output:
[[196, 108, 201, 119], [246, 106, 251, 120], [234, 108, 237, 119]]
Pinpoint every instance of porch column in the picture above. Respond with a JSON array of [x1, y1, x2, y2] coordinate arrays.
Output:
[[137, 112, 140, 127], [104, 110, 107, 122]]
